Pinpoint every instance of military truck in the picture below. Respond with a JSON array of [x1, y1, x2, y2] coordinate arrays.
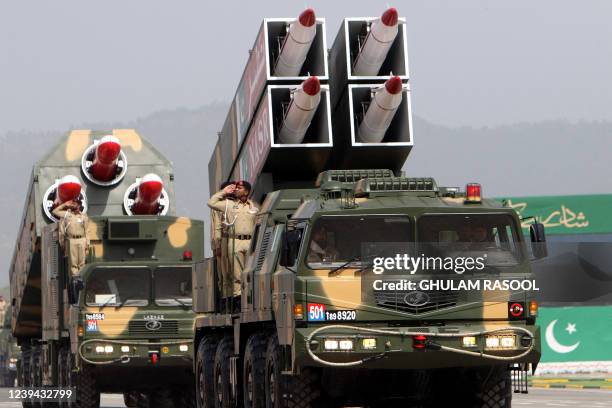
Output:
[[0, 306, 19, 387], [193, 170, 545, 407], [10, 130, 203, 407], [193, 7, 545, 408]]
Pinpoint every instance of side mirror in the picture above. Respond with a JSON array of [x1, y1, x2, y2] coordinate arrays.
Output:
[[529, 222, 548, 259], [280, 229, 302, 268], [69, 278, 84, 304]]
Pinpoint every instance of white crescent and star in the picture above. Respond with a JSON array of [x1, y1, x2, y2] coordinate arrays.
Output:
[[545, 320, 580, 354]]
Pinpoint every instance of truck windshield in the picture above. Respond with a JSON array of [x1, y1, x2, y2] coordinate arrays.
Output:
[[306, 215, 412, 268], [154, 267, 193, 306], [417, 214, 522, 267], [85, 268, 150, 306]]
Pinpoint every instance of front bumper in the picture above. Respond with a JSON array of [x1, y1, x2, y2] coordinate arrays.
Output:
[[295, 322, 541, 370], [79, 338, 193, 367]]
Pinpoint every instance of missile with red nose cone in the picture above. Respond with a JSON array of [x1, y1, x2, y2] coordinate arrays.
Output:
[[131, 173, 164, 215], [353, 7, 399, 76], [358, 76, 403, 143], [90, 135, 121, 182], [56, 175, 82, 204], [278, 76, 322, 144], [273, 8, 317, 77]]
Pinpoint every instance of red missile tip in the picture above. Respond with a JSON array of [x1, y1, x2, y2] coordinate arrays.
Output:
[[58, 183, 81, 203], [385, 76, 403, 95], [381, 7, 399, 27], [139, 180, 163, 202], [299, 8, 316, 27], [96, 140, 121, 164], [302, 76, 320, 96]]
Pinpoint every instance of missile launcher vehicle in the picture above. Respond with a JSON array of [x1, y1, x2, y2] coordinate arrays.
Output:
[[194, 7, 544, 408], [10, 130, 204, 407]]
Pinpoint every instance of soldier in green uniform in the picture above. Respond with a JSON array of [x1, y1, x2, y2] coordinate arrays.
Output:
[[52, 200, 90, 276], [207, 181, 259, 304]]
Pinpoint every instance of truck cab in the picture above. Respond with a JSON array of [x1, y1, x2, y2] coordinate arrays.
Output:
[[193, 169, 545, 407]]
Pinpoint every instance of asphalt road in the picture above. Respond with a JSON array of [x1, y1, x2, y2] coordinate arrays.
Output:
[[0, 388, 609, 407]]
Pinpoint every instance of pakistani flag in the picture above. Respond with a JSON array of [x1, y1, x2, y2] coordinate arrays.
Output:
[[539, 306, 612, 362]]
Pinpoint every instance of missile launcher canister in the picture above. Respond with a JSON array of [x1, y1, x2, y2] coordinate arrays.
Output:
[[207, 7, 412, 202], [10, 129, 204, 403]]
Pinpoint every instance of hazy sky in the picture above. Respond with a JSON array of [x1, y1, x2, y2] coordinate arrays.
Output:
[[1, 0, 611, 134]]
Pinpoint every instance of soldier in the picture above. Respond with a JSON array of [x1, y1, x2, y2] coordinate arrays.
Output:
[[52, 200, 90, 276], [210, 181, 234, 298], [207, 180, 259, 305], [308, 225, 339, 263]]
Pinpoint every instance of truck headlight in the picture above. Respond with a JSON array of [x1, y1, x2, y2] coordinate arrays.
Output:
[[362, 338, 377, 350], [339, 340, 353, 351], [500, 336, 516, 348], [462, 336, 477, 347], [121, 346, 130, 353], [95, 346, 105, 353], [485, 335, 516, 349], [324, 340, 339, 350], [104, 345, 114, 353], [485, 336, 500, 349], [179, 344, 189, 352]]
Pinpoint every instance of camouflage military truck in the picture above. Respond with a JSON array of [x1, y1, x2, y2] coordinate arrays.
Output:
[[193, 8, 545, 407], [0, 306, 19, 387], [10, 130, 203, 407], [193, 169, 546, 407]]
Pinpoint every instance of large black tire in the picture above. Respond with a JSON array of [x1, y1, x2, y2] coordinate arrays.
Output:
[[213, 337, 236, 408], [243, 333, 267, 408], [264, 336, 322, 408], [74, 365, 100, 408], [30, 349, 42, 408], [196, 336, 218, 408], [174, 385, 197, 408], [57, 348, 68, 408], [477, 367, 512, 408], [123, 392, 138, 408], [21, 349, 33, 408]]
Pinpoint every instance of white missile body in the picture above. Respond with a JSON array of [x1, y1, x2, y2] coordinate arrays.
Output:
[[353, 8, 399, 76], [274, 8, 317, 77], [358, 76, 403, 143], [278, 76, 321, 144]]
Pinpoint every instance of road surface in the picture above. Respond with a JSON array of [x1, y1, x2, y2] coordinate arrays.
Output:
[[0, 387, 609, 407]]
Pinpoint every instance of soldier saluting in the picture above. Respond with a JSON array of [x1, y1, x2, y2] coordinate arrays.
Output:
[[52, 199, 90, 277], [207, 180, 259, 307]]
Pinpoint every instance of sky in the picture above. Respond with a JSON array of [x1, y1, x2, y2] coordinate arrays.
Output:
[[1, 0, 612, 134]]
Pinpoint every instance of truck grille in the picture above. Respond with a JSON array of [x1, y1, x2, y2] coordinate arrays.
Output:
[[373, 290, 459, 314], [128, 320, 179, 336]]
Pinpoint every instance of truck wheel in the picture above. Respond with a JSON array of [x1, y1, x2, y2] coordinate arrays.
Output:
[[243, 333, 267, 408], [265, 336, 322, 408], [213, 337, 235, 408], [57, 349, 67, 408], [196, 336, 218, 408], [477, 367, 512, 408], [123, 392, 138, 407], [21, 350, 33, 408], [65, 352, 76, 408], [74, 365, 100, 408]]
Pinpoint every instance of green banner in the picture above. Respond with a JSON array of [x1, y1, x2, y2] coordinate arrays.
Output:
[[497, 194, 612, 235], [539, 306, 612, 362]]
